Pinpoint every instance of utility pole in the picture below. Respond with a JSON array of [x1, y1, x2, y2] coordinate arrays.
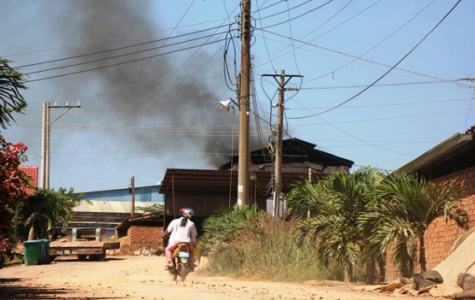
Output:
[[40, 101, 81, 189], [130, 176, 135, 218], [262, 70, 303, 217], [237, 0, 251, 206]]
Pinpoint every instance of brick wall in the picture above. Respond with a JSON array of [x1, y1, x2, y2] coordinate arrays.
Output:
[[385, 166, 475, 281], [127, 225, 164, 251], [20, 165, 38, 195], [424, 166, 475, 269]]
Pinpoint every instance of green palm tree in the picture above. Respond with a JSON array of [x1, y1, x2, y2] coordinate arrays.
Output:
[[20, 188, 84, 240], [286, 177, 327, 219], [0, 58, 28, 129], [288, 167, 384, 283], [366, 172, 467, 277]]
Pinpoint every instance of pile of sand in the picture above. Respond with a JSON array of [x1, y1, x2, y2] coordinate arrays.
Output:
[[430, 228, 475, 297]]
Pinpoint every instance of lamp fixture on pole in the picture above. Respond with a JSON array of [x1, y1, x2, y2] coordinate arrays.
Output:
[[219, 98, 239, 112]]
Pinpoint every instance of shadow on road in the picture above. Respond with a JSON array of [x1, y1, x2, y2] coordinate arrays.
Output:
[[0, 278, 123, 299]]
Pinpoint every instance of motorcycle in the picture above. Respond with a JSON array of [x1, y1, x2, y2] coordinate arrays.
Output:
[[168, 243, 193, 282]]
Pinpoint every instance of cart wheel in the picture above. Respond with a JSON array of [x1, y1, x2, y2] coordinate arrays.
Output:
[[78, 254, 87, 261]]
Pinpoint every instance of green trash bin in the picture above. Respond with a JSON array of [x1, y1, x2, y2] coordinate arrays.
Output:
[[23, 240, 41, 265], [38, 239, 51, 264]]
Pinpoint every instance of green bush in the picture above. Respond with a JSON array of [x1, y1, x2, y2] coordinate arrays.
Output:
[[199, 206, 342, 282]]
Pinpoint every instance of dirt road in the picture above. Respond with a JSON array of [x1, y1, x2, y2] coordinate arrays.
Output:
[[0, 256, 427, 300]]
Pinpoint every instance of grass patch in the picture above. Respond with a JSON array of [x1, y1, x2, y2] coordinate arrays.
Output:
[[199, 209, 342, 282]]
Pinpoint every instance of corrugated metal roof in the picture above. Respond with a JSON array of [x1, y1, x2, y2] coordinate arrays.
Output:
[[159, 168, 339, 196], [396, 132, 474, 174], [76, 185, 164, 202], [73, 200, 157, 213]]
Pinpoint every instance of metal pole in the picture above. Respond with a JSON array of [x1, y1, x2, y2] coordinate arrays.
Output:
[[274, 70, 285, 217], [131, 176, 135, 218], [237, 0, 251, 206]]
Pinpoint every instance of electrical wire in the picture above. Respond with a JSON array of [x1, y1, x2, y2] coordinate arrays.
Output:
[[305, 0, 436, 83], [292, 108, 474, 126], [287, 0, 463, 119], [286, 97, 473, 110], [301, 80, 456, 90], [27, 39, 225, 83], [26, 32, 227, 76], [253, 0, 286, 14], [285, 0, 301, 74], [14, 26, 229, 70], [255, 0, 313, 21], [2, 16, 235, 58], [306, 0, 381, 42], [260, 0, 334, 30], [255, 0, 277, 71], [260, 30, 472, 90]]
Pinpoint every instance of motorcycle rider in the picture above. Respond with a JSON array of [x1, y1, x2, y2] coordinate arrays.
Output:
[[165, 208, 198, 271], [161, 207, 186, 246]]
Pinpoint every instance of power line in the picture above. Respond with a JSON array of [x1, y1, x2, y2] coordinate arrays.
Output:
[[260, 0, 334, 30], [259, 31, 471, 90], [292, 108, 474, 126], [287, 0, 463, 119], [25, 32, 228, 76], [254, 0, 313, 21], [2, 17, 234, 58], [27, 38, 225, 83], [15, 26, 229, 70], [301, 79, 457, 90], [286, 97, 473, 109]]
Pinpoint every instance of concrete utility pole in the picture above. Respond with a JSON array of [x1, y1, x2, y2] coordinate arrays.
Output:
[[40, 101, 81, 189], [262, 70, 303, 217], [237, 0, 251, 206]]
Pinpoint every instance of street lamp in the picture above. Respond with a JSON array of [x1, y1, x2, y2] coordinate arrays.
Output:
[[219, 98, 239, 112]]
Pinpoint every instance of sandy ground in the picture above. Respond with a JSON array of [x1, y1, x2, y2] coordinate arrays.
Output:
[[0, 256, 432, 300]]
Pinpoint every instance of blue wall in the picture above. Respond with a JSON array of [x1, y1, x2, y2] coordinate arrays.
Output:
[[77, 185, 164, 202]]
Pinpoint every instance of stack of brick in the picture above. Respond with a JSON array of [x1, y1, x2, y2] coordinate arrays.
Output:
[[128, 225, 164, 251]]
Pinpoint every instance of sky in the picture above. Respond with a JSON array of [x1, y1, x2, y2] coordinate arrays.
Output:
[[1, 0, 474, 193]]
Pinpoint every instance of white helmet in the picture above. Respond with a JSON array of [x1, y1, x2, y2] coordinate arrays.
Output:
[[183, 208, 194, 218]]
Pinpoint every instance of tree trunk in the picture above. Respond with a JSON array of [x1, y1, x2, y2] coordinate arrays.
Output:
[[344, 269, 353, 283], [419, 234, 428, 272], [28, 226, 35, 241], [366, 259, 376, 284]]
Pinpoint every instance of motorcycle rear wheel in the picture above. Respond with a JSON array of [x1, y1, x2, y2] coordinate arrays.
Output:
[[179, 264, 188, 282]]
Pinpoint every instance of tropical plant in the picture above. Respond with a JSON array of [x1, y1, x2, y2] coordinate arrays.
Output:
[[365, 172, 467, 277], [0, 135, 30, 268], [288, 167, 385, 283], [0, 58, 28, 129], [203, 213, 328, 281], [18, 188, 84, 240], [285, 178, 327, 219], [199, 204, 262, 256]]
